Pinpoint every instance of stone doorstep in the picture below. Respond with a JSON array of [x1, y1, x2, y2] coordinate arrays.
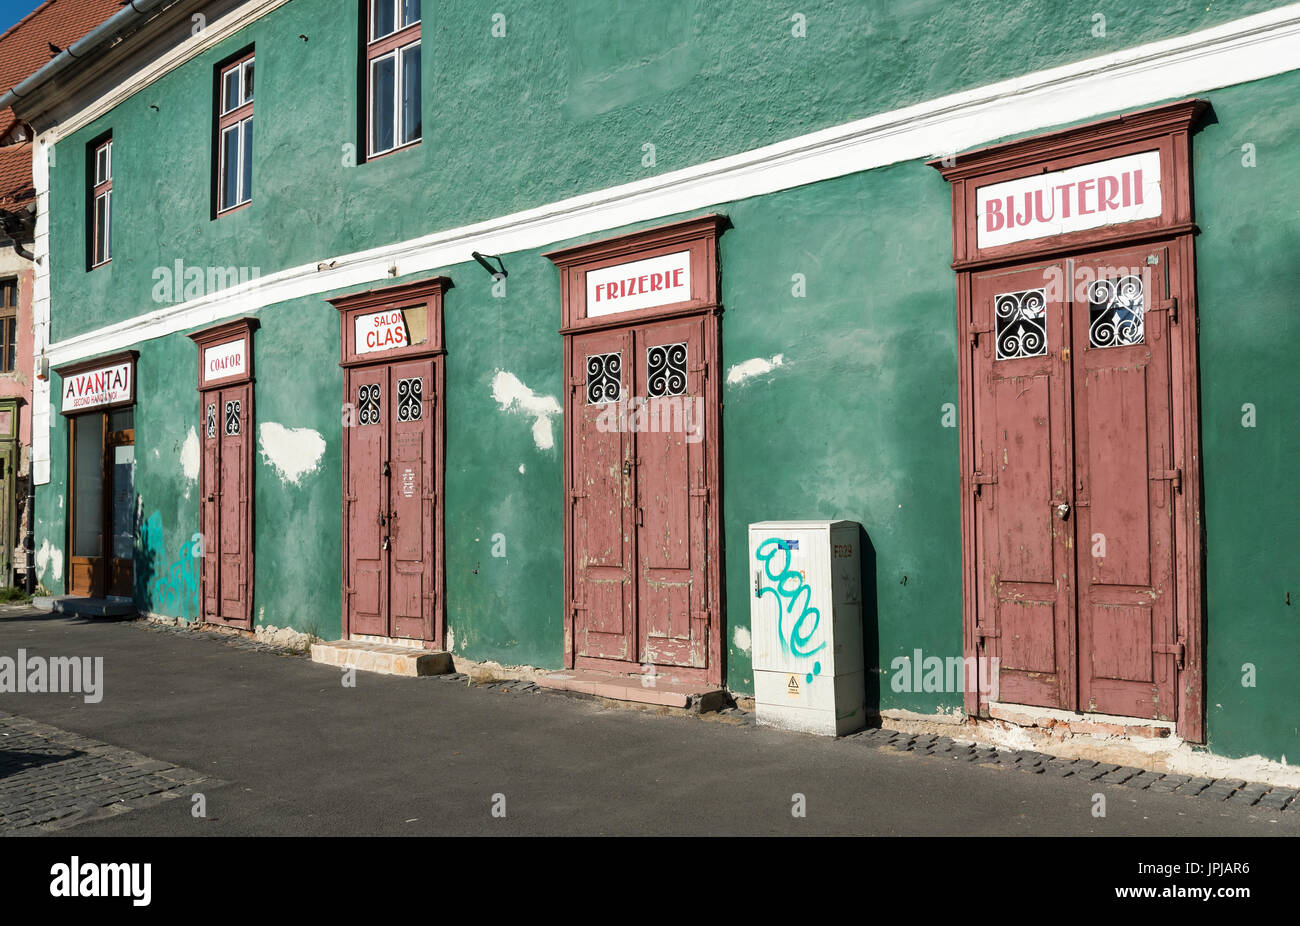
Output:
[[310, 640, 452, 678], [536, 668, 727, 713], [46, 598, 138, 619]]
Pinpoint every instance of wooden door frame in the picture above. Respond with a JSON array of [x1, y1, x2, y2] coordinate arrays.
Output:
[[56, 351, 138, 600], [188, 317, 258, 628], [546, 214, 727, 686], [931, 99, 1208, 742], [329, 277, 450, 649]]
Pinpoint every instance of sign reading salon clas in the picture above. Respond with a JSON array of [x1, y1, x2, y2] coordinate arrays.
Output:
[[355, 309, 411, 354], [976, 150, 1162, 249], [202, 338, 247, 384], [585, 250, 692, 318], [61, 361, 132, 412]]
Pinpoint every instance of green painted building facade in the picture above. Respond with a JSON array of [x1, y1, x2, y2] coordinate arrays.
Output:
[[10, 0, 1299, 767]]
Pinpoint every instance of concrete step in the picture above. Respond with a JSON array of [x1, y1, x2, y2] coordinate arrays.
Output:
[[41, 597, 137, 618], [537, 668, 727, 712], [310, 639, 451, 677]]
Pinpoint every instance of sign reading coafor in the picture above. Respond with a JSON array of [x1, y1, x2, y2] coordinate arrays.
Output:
[[202, 338, 247, 383]]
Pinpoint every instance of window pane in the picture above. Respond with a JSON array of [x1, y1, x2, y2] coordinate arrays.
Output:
[[241, 116, 253, 204], [73, 414, 104, 558], [222, 67, 240, 113], [221, 125, 241, 210], [105, 191, 112, 261], [371, 0, 396, 39], [94, 193, 109, 264], [108, 407, 133, 432], [111, 444, 135, 560], [400, 42, 421, 145], [370, 53, 396, 154], [4, 318, 15, 372], [242, 59, 254, 103], [95, 146, 108, 184], [401, 0, 420, 27]]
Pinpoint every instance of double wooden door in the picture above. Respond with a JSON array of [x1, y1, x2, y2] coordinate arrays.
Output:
[[200, 384, 251, 625], [970, 243, 1181, 720], [344, 358, 436, 641], [568, 316, 712, 674]]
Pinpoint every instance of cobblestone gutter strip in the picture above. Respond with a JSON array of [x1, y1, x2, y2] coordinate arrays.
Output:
[[843, 727, 1300, 812], [131, 618, 312, 657], [0, 712, 219, 833]]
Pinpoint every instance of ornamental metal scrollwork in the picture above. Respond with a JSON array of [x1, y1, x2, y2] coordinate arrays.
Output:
[[586, 352, 621, 405], [1088, 275, 1145, 348], [224, 400, 241, 436], [647, 342, 687, 398], [205, 403, 217, 440], [358, 383, 381, 425], [397, 377, 422, 422], [995, 288, 1048, 361]]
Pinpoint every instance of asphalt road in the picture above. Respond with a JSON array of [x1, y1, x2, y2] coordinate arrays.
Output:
[[2, 608, 1296, 837]]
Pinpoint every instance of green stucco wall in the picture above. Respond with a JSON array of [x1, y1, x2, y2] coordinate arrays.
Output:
[[33, 0, 1300, 765]]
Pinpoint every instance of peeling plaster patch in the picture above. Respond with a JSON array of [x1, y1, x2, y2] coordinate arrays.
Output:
[[446, 625, 455, 652], [490, 371, 561, 450], [733, 626, 752, 654], [518, 464, 526, 474], [180, 427, 200, 481], [35, 538, 63, 583], [258, 423, 326, 485], [726, 354, 784, 386]]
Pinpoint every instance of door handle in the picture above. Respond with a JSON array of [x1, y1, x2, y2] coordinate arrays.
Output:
[[623, 460, 633, 476], [378, 510, 387, 527], [1056, 503, 1071, 521]]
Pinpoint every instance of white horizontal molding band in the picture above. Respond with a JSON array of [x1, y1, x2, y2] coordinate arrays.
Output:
[[43, 1, 1300, 371]]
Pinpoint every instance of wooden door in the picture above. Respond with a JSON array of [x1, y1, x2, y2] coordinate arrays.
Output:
[[68, 412, 105, 597], [970, 261, 1075, 709], [1071, 245, 1178, 720], [344, 361, 436, 640], [345, 364, 389, 637], [386, 359, 436, 641], [569, 328, 636, 662], [200, 385, 251, 625], [634, 318, 709, 669]]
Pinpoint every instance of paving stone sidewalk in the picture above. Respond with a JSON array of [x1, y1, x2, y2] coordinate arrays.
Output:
[[0, 711, 218, 833], [844, 727, 1300, 811]]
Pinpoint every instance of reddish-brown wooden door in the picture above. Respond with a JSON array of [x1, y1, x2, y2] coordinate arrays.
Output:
[[1071, 245, 1178, 720], [200, 384, 251, 625], [971, 261, 1075, 710], [633, 318, 709, 669], [569, 319, 711, 674], [570, 327, 636, 662], [970, 246, 1179, 721], [344, 360, 436, 641]]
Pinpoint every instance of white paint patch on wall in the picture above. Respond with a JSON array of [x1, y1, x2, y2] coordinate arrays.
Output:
[[180, 426, 200, 500], [726, 354, 784, 386], [490, 371, 562, 451], [733, 626, 752, 654], [445, 625, 456, 652], [258, 423, 326, 485], [35, 538, 63, 583]]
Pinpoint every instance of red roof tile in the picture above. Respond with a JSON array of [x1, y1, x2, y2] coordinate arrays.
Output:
[[0, 0, 124, 208]]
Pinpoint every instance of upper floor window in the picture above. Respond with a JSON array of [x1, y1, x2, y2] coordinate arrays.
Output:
[[366, 0, 421, 158], [217, 51, 254, 214], [90, 137, 112, 268], [0, 279, 16, 374]]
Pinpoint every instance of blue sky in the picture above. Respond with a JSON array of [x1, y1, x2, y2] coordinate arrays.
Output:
[[0, 0, 40, 38]]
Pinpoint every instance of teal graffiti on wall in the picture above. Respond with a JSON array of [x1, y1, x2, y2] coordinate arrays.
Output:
[[134, 511, 200, 621]]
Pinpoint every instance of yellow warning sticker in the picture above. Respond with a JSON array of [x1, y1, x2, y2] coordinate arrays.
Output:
[[787, 674, 801, 697]]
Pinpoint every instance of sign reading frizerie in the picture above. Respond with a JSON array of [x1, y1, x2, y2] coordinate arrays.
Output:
[[585, 250, 692, 318], [976, 150, 1162, 248]]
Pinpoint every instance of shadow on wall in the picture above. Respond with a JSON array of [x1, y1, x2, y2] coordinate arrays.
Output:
[[858, 524, 880, 717], [133, 506, 199, 621]]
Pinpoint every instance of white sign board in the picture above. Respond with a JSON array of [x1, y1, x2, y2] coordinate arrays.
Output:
[[355, 309, 410, 354], [976, 150, 1162, 249], [586, 250, 691, 318], [62, 361, 132, 412], [202, 338, 247, 383]]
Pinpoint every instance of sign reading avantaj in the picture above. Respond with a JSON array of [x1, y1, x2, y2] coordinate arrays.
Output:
[[976, 150, 1162, 248], [61, 361, 132, 412]]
